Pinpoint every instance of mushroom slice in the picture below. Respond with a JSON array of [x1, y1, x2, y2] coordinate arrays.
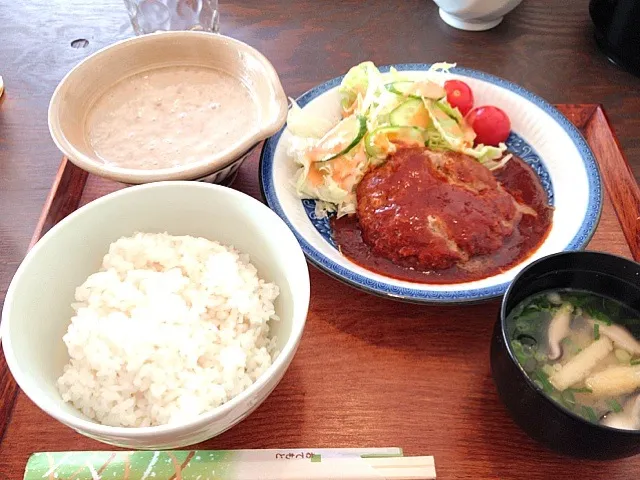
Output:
[[547, 303, 574, 361], [585, 364, 640, 397], [601, 394, 640, 431], [585, 318, 640, 356], [549, 337, 613, 391], [546, 292, 563, 305]]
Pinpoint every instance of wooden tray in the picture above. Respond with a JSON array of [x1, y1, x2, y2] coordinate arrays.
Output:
[[1, 105, 639, 479]]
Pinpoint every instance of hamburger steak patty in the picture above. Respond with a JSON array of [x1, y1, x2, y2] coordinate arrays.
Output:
[[356, 147, 525, 271]]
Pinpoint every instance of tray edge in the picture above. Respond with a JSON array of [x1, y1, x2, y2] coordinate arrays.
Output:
[[586, 106, 640, 261]]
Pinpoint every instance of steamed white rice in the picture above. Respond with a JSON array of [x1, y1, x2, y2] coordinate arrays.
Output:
[[57, 232, 280, 427]]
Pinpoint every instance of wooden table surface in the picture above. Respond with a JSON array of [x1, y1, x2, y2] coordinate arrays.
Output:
[[2, 1, 640, 479], [3, 0, 640, 310]]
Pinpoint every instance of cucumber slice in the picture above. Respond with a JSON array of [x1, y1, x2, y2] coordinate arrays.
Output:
[[312, 115, 367, 162], [365, 126, 427, 159], [385, 80, 446, 100], [435, 100, 463, 122], [390, 98, 431, 129], [433, 100, 476, 144], [423, 99, 475, 148]]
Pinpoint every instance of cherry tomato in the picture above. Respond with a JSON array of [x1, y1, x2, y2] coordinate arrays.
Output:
[[444, 80, 474, 116], [465, 106, 511, 146]]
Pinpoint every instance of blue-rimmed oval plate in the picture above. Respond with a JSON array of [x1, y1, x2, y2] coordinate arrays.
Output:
[[260, 64, 602, 304]]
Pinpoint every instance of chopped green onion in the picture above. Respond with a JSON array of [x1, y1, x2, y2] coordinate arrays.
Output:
[[594, 323, 600, 340], [539, 299, 552, 311], [552, 391, 575, 412], [541, 364, 556, 377], [524, 297, 553, 312], [511, 341, 529, 366], [563, 296, 579, 307], [562, 389, 576, 406], [582, 406, 598, 423], [606, 399, 623, 413], [534, 370, 555, 395], [631, 358, 640, 366], [586, 307, 612, 325], [597, 313, 612, 326], [514, 354, 527, 365], [534, 352, 548, 362], [515, 318, 534, 332], [524, 304, 541, 313], [570, 387, 593, 394]]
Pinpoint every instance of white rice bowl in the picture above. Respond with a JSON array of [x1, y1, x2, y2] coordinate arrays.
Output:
[[57, 232, 280, 428]]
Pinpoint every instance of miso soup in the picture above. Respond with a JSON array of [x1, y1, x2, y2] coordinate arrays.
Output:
[[507, 289, 640, 430]]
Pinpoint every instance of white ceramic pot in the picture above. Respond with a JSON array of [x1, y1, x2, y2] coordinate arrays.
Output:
[[1, 182, 310, 449], [433, 0, 523, 31]]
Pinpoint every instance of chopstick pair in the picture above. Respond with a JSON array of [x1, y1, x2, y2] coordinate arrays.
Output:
[[23, 449, 437, 479], [248, 454, 436, 479], [361, 455, 436, 479]]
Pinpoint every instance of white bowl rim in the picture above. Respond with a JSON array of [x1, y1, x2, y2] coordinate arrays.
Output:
[[1, 181, 310, 438], [48, 32, 287, 184], [259, 63, 603, 304]]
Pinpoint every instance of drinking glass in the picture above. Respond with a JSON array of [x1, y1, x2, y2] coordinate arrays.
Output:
[[124, 0, 220, 35]]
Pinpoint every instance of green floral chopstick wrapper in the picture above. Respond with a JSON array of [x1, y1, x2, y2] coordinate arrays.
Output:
[[24, 448, 404, 480]]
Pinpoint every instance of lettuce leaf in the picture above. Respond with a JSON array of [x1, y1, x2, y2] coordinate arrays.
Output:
[[339, 61, 381, 114], [463, 142, 508, 162], [287, 98, 334, 139], [428, 62, 457, 73], [423, 99, 466, 149], [435, 99, 463, 122]]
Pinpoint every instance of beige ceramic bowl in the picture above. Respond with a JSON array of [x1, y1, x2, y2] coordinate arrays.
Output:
[[48, 32, 288, 184], [1, 182, 310, 449]]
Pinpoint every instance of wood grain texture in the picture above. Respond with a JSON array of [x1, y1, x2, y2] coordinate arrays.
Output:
[[586, 107, 640, 260], [28, 158, 89, 248], [0, 351, 18, 451], [0, 106, 639, 480]]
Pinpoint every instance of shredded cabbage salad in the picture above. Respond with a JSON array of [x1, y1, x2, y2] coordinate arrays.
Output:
[[286, 61, 511, 218]]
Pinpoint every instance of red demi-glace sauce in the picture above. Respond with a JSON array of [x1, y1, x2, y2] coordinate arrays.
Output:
[[331, 155, 553, 284]]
